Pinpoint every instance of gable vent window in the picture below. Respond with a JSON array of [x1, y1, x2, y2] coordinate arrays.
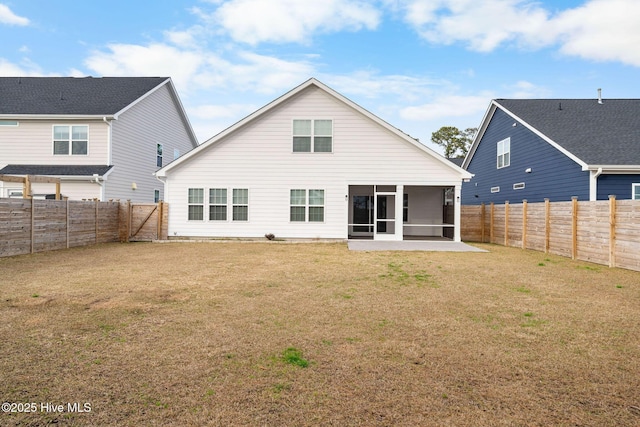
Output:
[[491, 186, 500, 193], [293, 119, 333, 153], [497, 137, 510, 169], [53, 125, 88, 155], [513, 182, 525, 190]]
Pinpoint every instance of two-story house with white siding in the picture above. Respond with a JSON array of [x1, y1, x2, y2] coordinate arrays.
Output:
[[0, 77, 198, 201], [155, 78, 472, 242]]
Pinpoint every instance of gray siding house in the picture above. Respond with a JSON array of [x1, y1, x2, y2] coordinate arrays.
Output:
[[0, 77, 198, 201], [462, 97, 640, 204]]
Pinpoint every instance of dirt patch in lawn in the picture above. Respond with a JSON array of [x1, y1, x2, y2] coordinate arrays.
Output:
[[1, 242, 639, 426]]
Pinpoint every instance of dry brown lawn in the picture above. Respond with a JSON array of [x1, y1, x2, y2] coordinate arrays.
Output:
[[1, 241, 639, 426]]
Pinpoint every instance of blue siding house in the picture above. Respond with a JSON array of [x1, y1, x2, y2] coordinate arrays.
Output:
[[461, 97, 640, 204]]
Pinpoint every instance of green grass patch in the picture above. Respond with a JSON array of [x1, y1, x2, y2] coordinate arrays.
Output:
[[281, 347, 309, 368]]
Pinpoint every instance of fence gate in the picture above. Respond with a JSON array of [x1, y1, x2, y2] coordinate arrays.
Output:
[[126, 202, 167, 242]]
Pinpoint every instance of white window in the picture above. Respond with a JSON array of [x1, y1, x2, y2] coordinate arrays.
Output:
[[0, 120, 18, 126], [513, 182, 525, 190], [633, 183, 640, 200], [293, 119, 332, 153], [154, 190, 160, 203], [232, 189, 249, 221], [53, 125, 88, 155], [157, 144, 163, 167], [209, 188, 227, 221], [497, 137, 510, 168], [491, 186, 500, 193], [290, 189, 324, 222], [188, 188, 204, 221]]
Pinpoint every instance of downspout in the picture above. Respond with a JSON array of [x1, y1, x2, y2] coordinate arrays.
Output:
[[93, 174, 105, 201], [590, 167, 603, 201]]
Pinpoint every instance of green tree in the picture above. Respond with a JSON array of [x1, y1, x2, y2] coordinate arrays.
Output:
[[431, 126, 477, 158]]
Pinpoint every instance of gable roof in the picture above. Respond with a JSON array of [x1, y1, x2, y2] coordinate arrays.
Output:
[[465, 98, 640, 169], [156, 78, 471, 179], [0, 76, 199, 147], [0, 77, 170, 116]]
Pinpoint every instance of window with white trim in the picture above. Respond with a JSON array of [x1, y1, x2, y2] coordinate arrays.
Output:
[[633, 183, 640, 200], [157, 144, 163, 167], [53, 125, 88, 155], [491, 186, 500, 193], [232, 189, 249, 221], [513, 182, 525, 190], [0, 120, 18, 126], [188, 188, 204, 221], [497, 137, 510, 168], [209, 188, 227, 221], [154, 190, 160, 203], [293, 119, 332, 152], [290, 189, 324, 222]]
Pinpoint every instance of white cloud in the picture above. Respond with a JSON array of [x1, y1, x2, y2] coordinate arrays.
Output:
[[399, 94, 490, 121], [0, 58, 54, 76], [505, 80, 551, 98], [83, 41, 316, 99], [402, 0, 550, 52], [204, 0, 381, 45], [400, 0, 640, 67], [553, 0, 640, 66], [0, 3, 29, 26]]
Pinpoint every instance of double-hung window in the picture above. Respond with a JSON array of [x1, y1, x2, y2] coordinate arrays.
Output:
[[53, 125, 88, 155], [290, 189, 324, 222], [633, 183, 640, 200], [232, 189, 249, 221], [209, 189, 227, 221], [157, 144, 163, 167], [188, 188, 204, 221], [293, 119, 332, 152], [497, 137, 510, 168]]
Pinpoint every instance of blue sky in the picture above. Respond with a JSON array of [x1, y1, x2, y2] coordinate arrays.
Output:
[[1, 0, 639, 153]]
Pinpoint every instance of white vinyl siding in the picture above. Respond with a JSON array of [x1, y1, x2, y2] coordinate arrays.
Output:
[[497, 137, 510, 168], [53, 125, 88, 155], [163, 85, 465, 239], [292, 119, 332, 152]]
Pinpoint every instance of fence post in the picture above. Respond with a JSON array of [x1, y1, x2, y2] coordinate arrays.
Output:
[[490, 202, 495, 244], [156, 201, 163, 240], [30, 198, 35, 254], [544, 198, 550, 253], [66, 199, 70, 249], [609, 195, 616, 268], [571, 196, 578, 260], [95, 199, 99, 244], [522, 200, 528, 249], [480, 203, 486, 243], [504, 201, 509, 246]]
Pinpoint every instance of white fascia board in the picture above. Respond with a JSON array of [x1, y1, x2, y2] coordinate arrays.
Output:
[[585, 165, 640, 173], [496, 103, 589, 170], [462, 101, 496, 169]]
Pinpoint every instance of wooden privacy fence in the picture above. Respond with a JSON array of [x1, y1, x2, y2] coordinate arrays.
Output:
[[461, 196, 640, 272], [0, 198, 168, 258]]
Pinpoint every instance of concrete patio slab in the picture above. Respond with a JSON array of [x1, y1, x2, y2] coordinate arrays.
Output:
[[347, 240, 487, 252]]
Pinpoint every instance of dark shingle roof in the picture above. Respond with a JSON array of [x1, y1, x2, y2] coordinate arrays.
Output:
[[0, 164, 113, 176], [495, 99, 640, 166], [0, 77, 168, 115]]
